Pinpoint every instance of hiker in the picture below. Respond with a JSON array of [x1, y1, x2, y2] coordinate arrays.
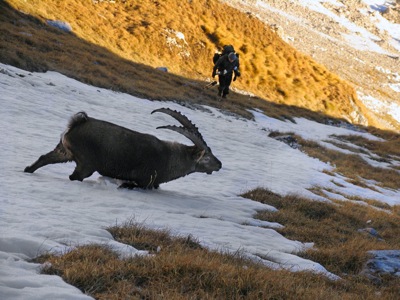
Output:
[[212, 45, 241, 98]]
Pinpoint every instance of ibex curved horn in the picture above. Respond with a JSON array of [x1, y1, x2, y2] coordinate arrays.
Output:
[[24, 109, 222, 189], [152, 108, 208, 148]]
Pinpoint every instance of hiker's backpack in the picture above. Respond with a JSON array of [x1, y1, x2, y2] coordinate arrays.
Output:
[[212, 45, 238, 64], [222, 45, 235, 56]]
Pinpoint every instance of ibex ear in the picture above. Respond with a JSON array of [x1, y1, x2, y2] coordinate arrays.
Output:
[[195, 149, 206, 163]]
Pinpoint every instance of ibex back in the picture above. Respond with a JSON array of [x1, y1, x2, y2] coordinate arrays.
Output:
[[24, 108, 222, 189]]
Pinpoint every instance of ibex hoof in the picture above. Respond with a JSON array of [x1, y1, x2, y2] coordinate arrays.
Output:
[[118, 182, 139, 189], [69, 173, 83, 181], [24, 166, 34, 173]]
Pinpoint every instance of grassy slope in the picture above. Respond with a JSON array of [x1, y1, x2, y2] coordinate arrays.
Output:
[[1, 0, 376, 126], [35, 217, 400, 299], [3, 1, 400, 297]]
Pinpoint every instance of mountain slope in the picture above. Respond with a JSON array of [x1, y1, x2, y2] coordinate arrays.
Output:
[[223, 0, 400, 130], [1, 0, 372, 125]]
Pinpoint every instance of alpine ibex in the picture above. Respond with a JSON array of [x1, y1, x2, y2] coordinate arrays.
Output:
[[24, 108, 222, 189]]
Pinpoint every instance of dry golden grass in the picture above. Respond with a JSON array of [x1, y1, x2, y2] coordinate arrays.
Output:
[[281, 133, 400, 190], [1, 0, 375, 126], [243, 189, 400, 291], [333, 133, 400, 159], [4, 1, 400, 298], [34, 220, 400, 299]]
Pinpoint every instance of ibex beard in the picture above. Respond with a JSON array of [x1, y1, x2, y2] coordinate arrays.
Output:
[[24, 108, 222, 189]]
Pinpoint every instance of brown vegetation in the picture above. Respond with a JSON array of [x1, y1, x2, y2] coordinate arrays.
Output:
[[4, 0, 400, 298], [35, 220, 400, 299], [1, 0, 371, 124], [270, 132, 400, 190], [243, 189, 400, 296], [332, 133, 400, 160]]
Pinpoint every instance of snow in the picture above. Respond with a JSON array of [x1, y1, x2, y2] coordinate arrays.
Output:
[[1, 62, 400, 298], [242, 0, 400, 128], [1, 0, 400, 298], [164, 29, 190, 58], [359, 92, 400, 123], [286, 0, 399, 55], [361, 1, 400, 52], [390, 83, 400, 92]]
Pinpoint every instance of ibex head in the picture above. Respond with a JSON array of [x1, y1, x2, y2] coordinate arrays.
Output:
[[25, 108, 222, 189], [152, 108, 222, 174]]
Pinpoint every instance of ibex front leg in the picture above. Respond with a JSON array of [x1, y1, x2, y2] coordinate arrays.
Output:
[[69, 161, 95, 181], [24, 142, 71, 173]]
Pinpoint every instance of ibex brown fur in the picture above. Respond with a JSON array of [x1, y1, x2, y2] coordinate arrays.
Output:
[[24, 108, 222, 189]]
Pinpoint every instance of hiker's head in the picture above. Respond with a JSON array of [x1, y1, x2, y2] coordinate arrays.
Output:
[[228, 52, 237, 62]]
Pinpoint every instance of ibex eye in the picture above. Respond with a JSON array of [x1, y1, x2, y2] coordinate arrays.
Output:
[[203, 157, 210, 163], [25, 108, 221, 189]]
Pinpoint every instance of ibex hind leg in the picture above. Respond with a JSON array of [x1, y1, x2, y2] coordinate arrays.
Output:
[[24, 142, 71, 173], [69, 163, 95, 181]]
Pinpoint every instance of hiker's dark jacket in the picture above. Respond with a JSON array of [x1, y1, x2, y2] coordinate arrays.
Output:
[[212, 54, 240, 77], [212, 54, 240, 97]]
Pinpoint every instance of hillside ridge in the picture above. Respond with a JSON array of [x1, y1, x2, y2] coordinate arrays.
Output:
[[0, 0, 377, 127], [224, 0, 400, 130]]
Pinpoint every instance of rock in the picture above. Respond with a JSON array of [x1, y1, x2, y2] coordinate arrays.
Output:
[[357, 227, 383, 240], [156, 67, 168, 72], [360, 250, 400, 283], [272, 135, 300, 149], [46, 20, 72, 33]]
